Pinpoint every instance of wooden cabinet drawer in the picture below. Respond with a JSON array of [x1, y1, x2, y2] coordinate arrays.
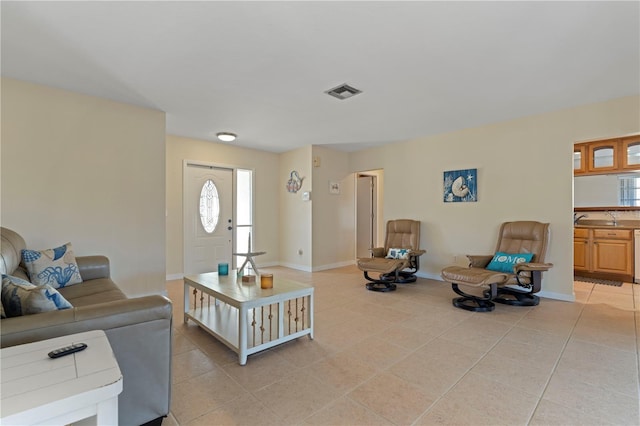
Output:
[[593, 229, 632, 240], [574, 228, 589, 238], [592, 239, 633, 275]]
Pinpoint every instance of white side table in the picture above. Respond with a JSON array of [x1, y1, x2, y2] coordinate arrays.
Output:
[[1, 330, 123, 425]]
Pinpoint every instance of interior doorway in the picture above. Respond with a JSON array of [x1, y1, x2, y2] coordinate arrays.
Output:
[[356, 170, 383, 258]]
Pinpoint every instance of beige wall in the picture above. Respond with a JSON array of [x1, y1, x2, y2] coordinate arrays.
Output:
[[8, 79, 635, 302], [279, 146, 312, 270], [1, 78, 166, 296], [311, 145, 355, 269], [349, 95, 640, 300], [165, 134, 280, 277]]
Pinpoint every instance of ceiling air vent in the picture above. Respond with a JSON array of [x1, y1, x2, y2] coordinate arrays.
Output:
[[325, 83, 362, 100]]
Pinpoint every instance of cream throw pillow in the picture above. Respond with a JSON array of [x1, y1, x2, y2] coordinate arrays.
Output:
[[1, 274, 73, 317], [22, 242, 83, 288], [386, 248, 410, 259]]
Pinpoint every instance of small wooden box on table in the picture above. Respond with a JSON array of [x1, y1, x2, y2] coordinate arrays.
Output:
[[1, 330, 122, 425], [184, 271, 314, 365]]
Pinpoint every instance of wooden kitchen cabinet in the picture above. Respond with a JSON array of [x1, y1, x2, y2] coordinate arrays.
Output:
[[621, 135, 640, 170], [587, 140, 619, 173], [592, 229, 633, 276], [574, 135, 640, 175], [574, 227, 633, 281], [573, 228, 589, 271], [573, 145, 587, 175]]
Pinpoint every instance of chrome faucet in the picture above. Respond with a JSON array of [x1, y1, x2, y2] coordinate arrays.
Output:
[[573, 213, 588, 225], [605, 210, 618, 226]]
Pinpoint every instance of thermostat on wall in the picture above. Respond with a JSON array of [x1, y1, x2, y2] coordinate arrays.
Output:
[[302, 191, 311, 201]]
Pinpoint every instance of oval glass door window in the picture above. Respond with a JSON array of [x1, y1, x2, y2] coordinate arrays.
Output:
[[199, 179, 220, 233]]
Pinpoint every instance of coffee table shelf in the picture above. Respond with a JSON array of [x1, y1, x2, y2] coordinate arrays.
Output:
[[184, 271, 314, 365]]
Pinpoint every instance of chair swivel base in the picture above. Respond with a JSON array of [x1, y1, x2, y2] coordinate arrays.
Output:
[[364, 271, 398, 292], [380, 271, 417, 284], [452, 296, 495, 312], [451, 283, 497, 312], [362, 270, 418, 291], [492, 288, 540, 307], [366, 282, 397, 292]]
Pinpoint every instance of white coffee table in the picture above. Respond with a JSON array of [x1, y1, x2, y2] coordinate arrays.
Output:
[[184, 271, 314, 365], [1, 330, 123, 425]]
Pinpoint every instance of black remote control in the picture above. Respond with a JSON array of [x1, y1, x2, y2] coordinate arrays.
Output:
[[48, 343, 88, 358]]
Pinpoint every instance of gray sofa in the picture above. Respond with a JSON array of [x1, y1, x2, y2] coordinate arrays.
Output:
[[0, 227, 172, 426]]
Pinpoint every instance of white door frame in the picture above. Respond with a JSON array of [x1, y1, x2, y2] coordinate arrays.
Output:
[[354, 169, 384, 258], [356, 174, 377, 258], [183, 160, 237, 273]]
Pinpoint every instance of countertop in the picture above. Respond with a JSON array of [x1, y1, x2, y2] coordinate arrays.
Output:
[[574, 220, 640, 229]]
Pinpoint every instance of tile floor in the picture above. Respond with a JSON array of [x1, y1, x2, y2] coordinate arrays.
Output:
[[164, 266, 640, 425]]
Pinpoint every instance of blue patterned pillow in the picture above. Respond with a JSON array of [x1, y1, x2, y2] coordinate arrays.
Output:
[[386, 248, 410, 259], [1, 274, 73, 317], [486, 252, 534, 273], [22, 243, 83, 288]]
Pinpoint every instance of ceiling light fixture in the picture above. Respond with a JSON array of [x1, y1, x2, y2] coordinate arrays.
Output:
[[216, 132, 237, 142]]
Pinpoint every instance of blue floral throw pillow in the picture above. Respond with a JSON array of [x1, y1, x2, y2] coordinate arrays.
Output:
[[22, 242, 83, 288], [486, 252, 534, 273], [1, 274, 73, 317], [386, 248, 410, 259]]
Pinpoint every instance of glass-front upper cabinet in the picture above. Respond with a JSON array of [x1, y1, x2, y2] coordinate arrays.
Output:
[[621, 136, 640, 170], [573, 145, 587, 174], [587, 141, 618, 173]]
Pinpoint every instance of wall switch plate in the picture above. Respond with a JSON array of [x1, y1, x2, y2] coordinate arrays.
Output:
[[313, 157, 321, 168], [302, 191, 311, 201]]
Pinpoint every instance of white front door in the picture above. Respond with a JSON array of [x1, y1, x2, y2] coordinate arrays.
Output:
[[184, 162, 233, 275]]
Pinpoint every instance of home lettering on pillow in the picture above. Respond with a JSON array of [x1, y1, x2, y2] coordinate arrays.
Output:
[[486, 252, 534, 273]]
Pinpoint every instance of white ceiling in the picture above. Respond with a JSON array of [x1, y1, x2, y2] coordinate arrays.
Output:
[[2, 1, 639, 153]]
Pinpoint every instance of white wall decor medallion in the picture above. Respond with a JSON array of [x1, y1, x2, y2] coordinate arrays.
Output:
[[286, 170, 304, 193], [329, 181, 340, 194]]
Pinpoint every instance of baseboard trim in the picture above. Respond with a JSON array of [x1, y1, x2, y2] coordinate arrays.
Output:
[[166, 261, 280, 281], [169, 268, 575, 302], [166, 273, 183, 281], [278, 262, 313, 272], [537, 290, 575, 302], [312, 260, 356, 272], [417, 271, 443, 281]]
